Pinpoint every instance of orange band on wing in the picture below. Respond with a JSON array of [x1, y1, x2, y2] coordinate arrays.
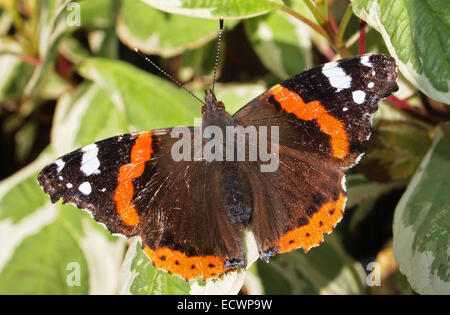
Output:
[[144, 246, 236, 280], [277, 193, 347, 253], [269, 84, 349, 158], [113, 132, 153, 226]]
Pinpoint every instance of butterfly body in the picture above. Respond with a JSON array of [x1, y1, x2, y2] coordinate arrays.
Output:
[[38, 54, 399, 280]]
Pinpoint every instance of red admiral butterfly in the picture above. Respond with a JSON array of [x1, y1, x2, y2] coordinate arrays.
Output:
[[38, 53, 398, 280]]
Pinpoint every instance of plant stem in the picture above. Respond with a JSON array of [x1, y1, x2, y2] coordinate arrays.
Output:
[[359, 20, 367, 54], [278, 4, 330, 40], [278, 2, 352, 58], [304, 0, 327, 25], [337, 4, 353, 48], [0, 50, 41, 66]]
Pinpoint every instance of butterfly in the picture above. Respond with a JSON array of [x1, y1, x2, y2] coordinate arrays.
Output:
[[38, 53, 398, 280]]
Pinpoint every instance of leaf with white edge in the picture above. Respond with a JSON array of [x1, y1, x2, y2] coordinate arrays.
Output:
[[346, 174, 405, 209], [120, 231, 259, 295], [142, 0, 281, 19], [24, 0, 73, 97], [0, 149, 126, 294], [245, 10, 312, 79], [352, 0, 450, 103], [0, 202, 125, 294], [255, 235, 366, 294], [393, 123, 450, 295], [78, 58, 202, 132], [0, 38, 34, 102], [0, 153, 55, 224], [0, 9, 13, 34], [357, 121, 433, 182], [51, 83, 128, 155], [117, 0, 220, 57], [0, 153, 59, 274], [77, 217, 126, 294], [0, 205, 90, 294]]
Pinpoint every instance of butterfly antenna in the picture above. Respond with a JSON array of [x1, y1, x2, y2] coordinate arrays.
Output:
[[134, 48, 206, 106], [212, 17, 224, 94]]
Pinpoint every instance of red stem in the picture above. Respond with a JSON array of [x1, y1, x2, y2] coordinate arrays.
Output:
[[56, 53, 71, 77], [329, 12, 339, 35], [387, 95, 438, 124], [359, 19, 367, 55]]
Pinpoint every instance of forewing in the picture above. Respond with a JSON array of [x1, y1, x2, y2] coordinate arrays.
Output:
[[234, 54, 399, 168]]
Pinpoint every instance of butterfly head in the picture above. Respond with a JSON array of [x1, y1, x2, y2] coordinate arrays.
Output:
[[202, 89, 233, 129]]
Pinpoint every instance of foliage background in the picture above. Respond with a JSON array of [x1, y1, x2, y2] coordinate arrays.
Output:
[[0, 0, 448, 295]]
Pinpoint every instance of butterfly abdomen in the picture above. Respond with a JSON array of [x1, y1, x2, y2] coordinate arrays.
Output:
[[220, 165, 253, 227]]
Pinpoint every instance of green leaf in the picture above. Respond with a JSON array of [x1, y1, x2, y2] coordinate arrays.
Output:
[[24, 0, 73, 97], [0, 153, 125, 294], [393, 123, 450, 294], [80, 0, 115, 29], [178, 39, 220, 82], [0, 154, 53, 223], [0, 201, 125, 294], [346, 174, 404, 209], [119, 240, 191, 295], [244, 9, 312, 79], [0, 83, 130, 294], [142, 0, 281, 19], [117, 0, 221, 57], [78, 58, 202, 132], [50, 83, 127, 155], [213, 83, 267, 114], [255, 235, 366, 294], [352, 0, 450, 103], [357, 121, 433, 182], [0, 205, 90, 294], [0, 38, 34, 103]]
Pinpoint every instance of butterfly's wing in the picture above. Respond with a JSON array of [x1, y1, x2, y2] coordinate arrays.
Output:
[[38, 130, 168, 236], [242, 147, 346, 258], [233, 54, 398, 258], [38, 128, 245, 280], [234, 54, 399, 168]]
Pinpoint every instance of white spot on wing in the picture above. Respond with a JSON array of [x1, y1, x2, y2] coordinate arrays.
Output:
[[66, 183, 73, 189], [81, 144, 101, 176], [372, 70, 376, 76], [322, 63, 352, 91], [368, 82, 375, 88], [361, 55, 373, 67], [322, 61, 338, 70], [78, 182, 92, 195], [58, 176, 64, 181], [352, 90, 366, 104], [343, 107, 348, 112], [55, 159, 65, 173]]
